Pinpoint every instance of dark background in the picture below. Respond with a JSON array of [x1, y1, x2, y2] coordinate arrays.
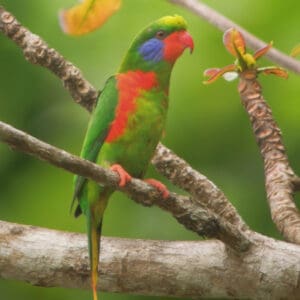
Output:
[[1, 0, 300, 299]]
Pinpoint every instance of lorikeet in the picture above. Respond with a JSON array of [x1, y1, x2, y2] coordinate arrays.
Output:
[[73, 15, 194, 300]]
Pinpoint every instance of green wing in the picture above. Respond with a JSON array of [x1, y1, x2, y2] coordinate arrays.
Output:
[[72, 76, 118, 210]]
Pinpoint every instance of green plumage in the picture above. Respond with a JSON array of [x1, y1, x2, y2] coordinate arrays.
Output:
[[73, 15, 193, 300]]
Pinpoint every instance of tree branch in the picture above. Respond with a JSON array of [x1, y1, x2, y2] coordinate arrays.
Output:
[[0, 6, 97, 112], [0, 120, 251, 251], [1, 220, 300, 299], [153, 143, 248, 230], [169, 0, 300, 74], [238, 70, 300, 244]]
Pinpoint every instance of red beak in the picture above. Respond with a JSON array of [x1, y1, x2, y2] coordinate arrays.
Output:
[[163, 30, 194, 63], [179, 30, 194, 53]]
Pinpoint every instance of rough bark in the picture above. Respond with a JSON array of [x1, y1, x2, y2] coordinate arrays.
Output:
[[1, 220, 300, 300], [0, 6, 98, 112], [0, 120, 251, 251], [152, 144, 251, 251], [238, 70, 300, 244], [153, 143, 247, 230]]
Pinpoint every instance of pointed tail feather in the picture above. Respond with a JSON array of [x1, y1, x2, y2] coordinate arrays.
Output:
[[87, 211, 103, 300]]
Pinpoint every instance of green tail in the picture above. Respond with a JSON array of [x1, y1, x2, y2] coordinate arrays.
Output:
[[83, 186, 111, 300], [86, 208, 102, 300]]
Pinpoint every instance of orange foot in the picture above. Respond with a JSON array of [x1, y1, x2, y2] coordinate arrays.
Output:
[[144, 179, 169, 199], [110, 164, 132, 187]]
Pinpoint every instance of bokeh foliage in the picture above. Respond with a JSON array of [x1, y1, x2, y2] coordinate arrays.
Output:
[[1, 1, 300, 299]]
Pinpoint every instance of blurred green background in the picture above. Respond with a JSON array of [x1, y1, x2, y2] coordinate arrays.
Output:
[[1, 0, 300, 299]]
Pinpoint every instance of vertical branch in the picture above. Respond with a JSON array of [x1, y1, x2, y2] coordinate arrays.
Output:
[[238, 70, 300, 243]]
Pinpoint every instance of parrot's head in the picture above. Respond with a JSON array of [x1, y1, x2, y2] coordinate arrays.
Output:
[[120, 15, 194, 73]]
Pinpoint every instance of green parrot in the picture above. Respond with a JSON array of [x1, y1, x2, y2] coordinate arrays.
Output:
[[73, 15, 194, 300]]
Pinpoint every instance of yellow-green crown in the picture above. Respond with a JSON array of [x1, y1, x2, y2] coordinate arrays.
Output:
[[156, 15, 187, 30]]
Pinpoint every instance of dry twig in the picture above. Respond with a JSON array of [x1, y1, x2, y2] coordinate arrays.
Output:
[[0, 6, 97, 112], [169, 0, 300, 74]]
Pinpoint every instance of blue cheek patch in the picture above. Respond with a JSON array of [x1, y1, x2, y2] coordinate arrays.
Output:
[[139, 38, 164, 62]]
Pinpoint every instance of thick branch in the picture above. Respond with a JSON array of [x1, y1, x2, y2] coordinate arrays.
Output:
[[0, 120, 251, 251], [238, 70, 300, 244], [1, 220, 300, 299], [169, 0, 300, 74]]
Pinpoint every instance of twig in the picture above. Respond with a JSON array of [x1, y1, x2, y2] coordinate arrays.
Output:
[[1, 220, 300, 299], [238, 70, 300, 244], [0, 6, 251, 251], [0, 6, 98, 112], [169, 0, 300, 74], [0, 120, 251, 251]]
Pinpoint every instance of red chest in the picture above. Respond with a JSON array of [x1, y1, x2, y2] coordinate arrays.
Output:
[[105, 71, 158, 143]]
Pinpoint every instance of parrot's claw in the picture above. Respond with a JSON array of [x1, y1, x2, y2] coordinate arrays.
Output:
[[144, 178, 169, 199], [110, 164, 132, 187]]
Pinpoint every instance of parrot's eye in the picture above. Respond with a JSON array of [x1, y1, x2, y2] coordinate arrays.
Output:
[[155, 30, 167, 40]]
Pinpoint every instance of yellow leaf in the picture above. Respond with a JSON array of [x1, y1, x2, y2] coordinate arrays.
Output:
[[242, 53, 256, 67], [60, 0, 121, 36]]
